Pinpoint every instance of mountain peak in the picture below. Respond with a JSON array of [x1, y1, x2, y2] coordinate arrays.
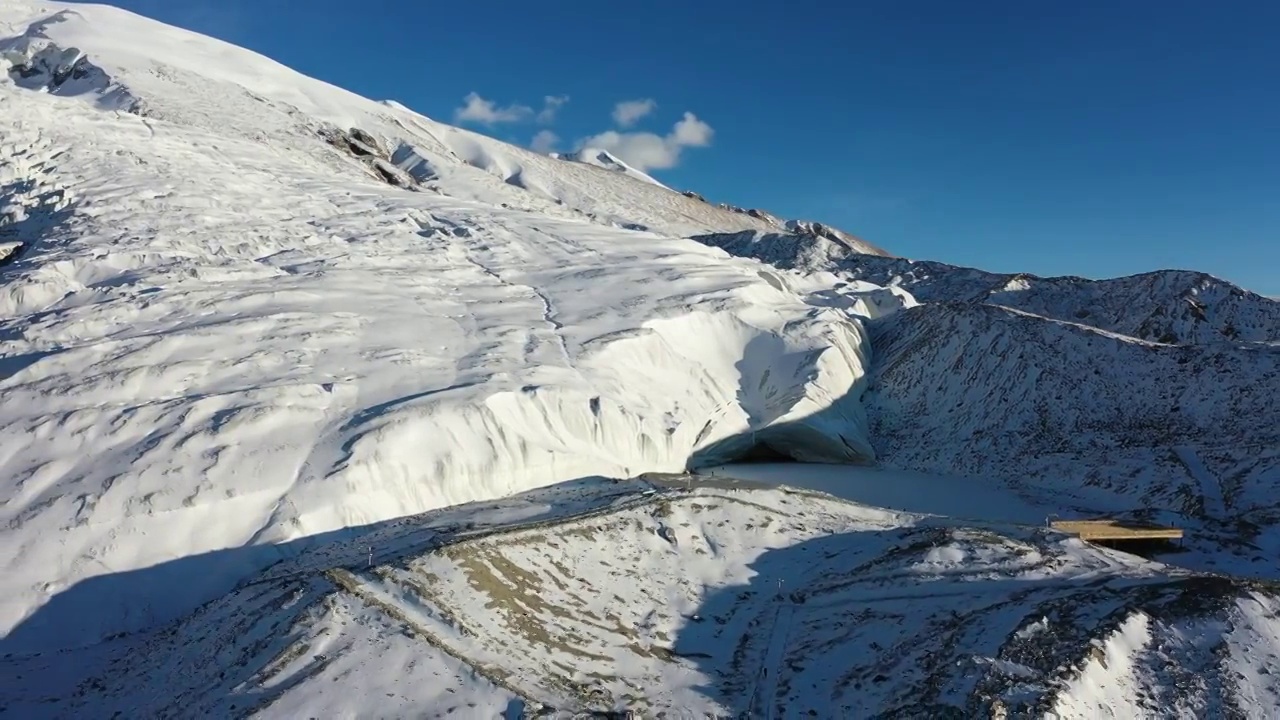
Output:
[[550, 146, 669, 188]]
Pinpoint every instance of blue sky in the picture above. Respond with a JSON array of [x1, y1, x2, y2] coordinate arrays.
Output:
[[89, 1, 1278, 294]]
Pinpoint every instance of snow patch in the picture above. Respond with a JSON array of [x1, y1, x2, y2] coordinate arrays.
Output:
[[917, 543, 968, 568], [1051, 612, 1152, 718], [837, 284, 918, 320], [1014, 615, 1051, 640]]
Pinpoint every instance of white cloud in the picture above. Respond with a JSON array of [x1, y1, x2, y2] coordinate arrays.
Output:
[[670, 112, 714, 147], [530, 130, 559, 154], [612, 98, 656, 128], [576, 131, 673, 169], [537, 95, 570, 124], [576, 112, 715, 171], [454, 93, 570, 126], [454, 92, 533, 125]]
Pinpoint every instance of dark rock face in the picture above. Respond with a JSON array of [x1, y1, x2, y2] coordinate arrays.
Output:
[[319, 126, 419, 190], [5, 42, 117, 102], [674, 188, 889, 256]]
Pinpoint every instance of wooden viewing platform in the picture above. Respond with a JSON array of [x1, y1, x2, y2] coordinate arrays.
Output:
[[1049, 519, 1183, 542]]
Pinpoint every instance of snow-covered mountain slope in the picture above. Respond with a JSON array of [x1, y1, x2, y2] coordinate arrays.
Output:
[[0, 1, 815, 240], [551, 147, 668, 188], [864, 302, 1280, 574], [4, 1, 1279, 717], [8, 477, 1278, 718], [693, 219, 889, 259], [694, 230, 1279, 576], [867, 303, 1278, 474], [695, 229, 1280, 343], [0, 1, 878, 651]]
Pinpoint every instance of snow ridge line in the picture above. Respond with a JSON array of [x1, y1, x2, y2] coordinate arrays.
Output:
[[323, 567, 536, 706], [243, 488, 718, 712], [246, 484, 679, 587]]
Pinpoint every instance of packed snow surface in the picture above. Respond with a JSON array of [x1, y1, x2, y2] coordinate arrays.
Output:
[[705, 462, 1049, 525], [0, 0, 874, 650], [8, 477, 1278, 718]]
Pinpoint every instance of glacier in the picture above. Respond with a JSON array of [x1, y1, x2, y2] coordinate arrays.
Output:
[[3, 1, 1280, 716], [0, 0, 874, 649]]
